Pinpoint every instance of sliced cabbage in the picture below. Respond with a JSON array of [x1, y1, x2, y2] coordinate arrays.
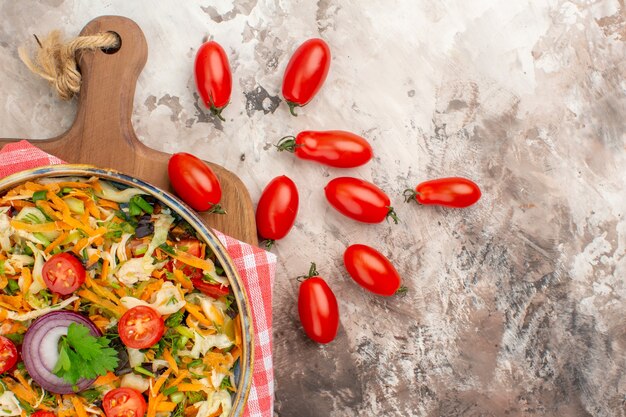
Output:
[[194, 391, 232, 417], [187, 293, 228, 328], [179, 331, 233, 359], [120, 282, 186, 315], [115, 258, 157, 286], [0, 210, 11, 252], [210, 370, 228, 390], [143, 213, 174, 259], [95, 181, 144, 203], [8, 296, 78, 322], [0, 391, 21, 416], [116, 233, 133, 263], [127, 348, 145, 368], [121, 373, 150, 393]]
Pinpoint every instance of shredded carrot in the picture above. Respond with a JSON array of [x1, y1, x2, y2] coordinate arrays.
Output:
[[10, 220, 58, 232], [140, 279, 164, 302], [234, 314, 242, 347], [86, 252, 100, 268], [166, 370, 188, 389], [77, 289, 125, 317], [185, 303, 214, 327], [86, 276, 122, 306], [0, 308, 8, 322], [151, 269, 165, 279], [0, 295, 24, 310], [36, 200, 62, 220], [0, 274, 7, 290], [13, 370, 37, 402], [94, 372, 119, 386], [80, 209, 90, 226], [147, 393, 164, 417], [172, 269, 193, 290], [151, 368, 173, 396], [101, 259, 110, 280], [22, 268, 32, 294], [70, 396, 88, 417], [73, 299, 81, 312], [9, 200, 35, 209], [170, 249, 215, 272], [156, 402, 177, 413], [98, 199, 120, 210], [186, 316, 216, 336], [162, 348, 179, 374], [72, 237, 90, 255], [84, 199, 101, 219], [62, 212, 97, 236], [177, 383, 206, 392], [45, 231, 69, 254], [49, 181, 91, 189], [24, 181, 47, 192]]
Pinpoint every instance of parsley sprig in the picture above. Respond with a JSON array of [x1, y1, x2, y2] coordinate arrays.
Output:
[[53, 323, 119, 385]]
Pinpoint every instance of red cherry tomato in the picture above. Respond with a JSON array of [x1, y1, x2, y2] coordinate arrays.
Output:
[[255, 176, 299, 248], [0, 336, 18, 374], [191, 278, 230, 299], [276, 130, 373, 168], [194, 41, 232, 121], [41, 253, 86, 295], [282, 38, 331, 116], [118, 306, 164, 349], [103, 388, 147, 417], [165, 239, 205, 280], [343, 244, 402, 296], [168, 153, 224, 213], [31, 412, 56, 417], [404, 177, 481, 208], [324, 177, 398, 224], [297, 264, 339, 344]]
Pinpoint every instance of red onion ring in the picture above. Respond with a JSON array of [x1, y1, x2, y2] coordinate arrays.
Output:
[[22, 311, 102, 394]]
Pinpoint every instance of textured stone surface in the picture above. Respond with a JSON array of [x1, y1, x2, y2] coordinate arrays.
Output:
[[1, 1, 625, 416]]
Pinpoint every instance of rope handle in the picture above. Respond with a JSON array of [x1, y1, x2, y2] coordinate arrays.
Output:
[[18, 30, 120, 100]]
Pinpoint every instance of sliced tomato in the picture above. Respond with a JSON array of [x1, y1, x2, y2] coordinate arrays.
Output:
[[41, 253, 86, 295], [165, 239, 204, 279], [103, 388, 147, 417], [191, 278, 230, 299], [0, 336, 18, 374], [118, 306, 164, 349], [31, 412, 56, 417]]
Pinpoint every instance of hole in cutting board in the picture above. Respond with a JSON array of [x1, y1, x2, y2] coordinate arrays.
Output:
[[101, 31, 121, 54]]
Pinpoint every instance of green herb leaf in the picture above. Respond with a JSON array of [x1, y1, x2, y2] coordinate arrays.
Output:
[[159, 243, 176, 255], [53, 323, 119, 385], [162, 386, 178, 397], [165, 311, 184, 328]]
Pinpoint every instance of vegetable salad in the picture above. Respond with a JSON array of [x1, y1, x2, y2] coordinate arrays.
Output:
[[0, 177, 242, 417]]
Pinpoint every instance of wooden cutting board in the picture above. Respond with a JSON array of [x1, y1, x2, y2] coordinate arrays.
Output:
[[0, 15, 258, 246]]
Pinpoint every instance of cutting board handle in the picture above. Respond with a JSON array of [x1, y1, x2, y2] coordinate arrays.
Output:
[[59, 15, 147, 153]]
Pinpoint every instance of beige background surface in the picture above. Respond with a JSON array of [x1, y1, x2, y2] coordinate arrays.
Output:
[[1, 1, 625, 416]]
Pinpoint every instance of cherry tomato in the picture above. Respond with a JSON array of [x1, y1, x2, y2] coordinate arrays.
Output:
[[168, 153, 224, 213], [276, 130, 373, 168], [343, 244, 402, 296], [255, 176, 299, 248], [282, 38, 331, 116], [191, 278, 230, 299], [41, 253, 86, 295], [166, 239, 204, 280], [298, 263, 339, 344], [0, 336, 18, 374], [324, 177, 398, 224], [118, 306, 164, 349], [103, 387, 147, 417], [31, 412, 55, 417], [194, 41, 232, 121], [404, 177, 481, 208]]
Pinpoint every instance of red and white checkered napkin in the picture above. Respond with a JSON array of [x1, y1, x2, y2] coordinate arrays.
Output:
[[0, 140, 276, 417]]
